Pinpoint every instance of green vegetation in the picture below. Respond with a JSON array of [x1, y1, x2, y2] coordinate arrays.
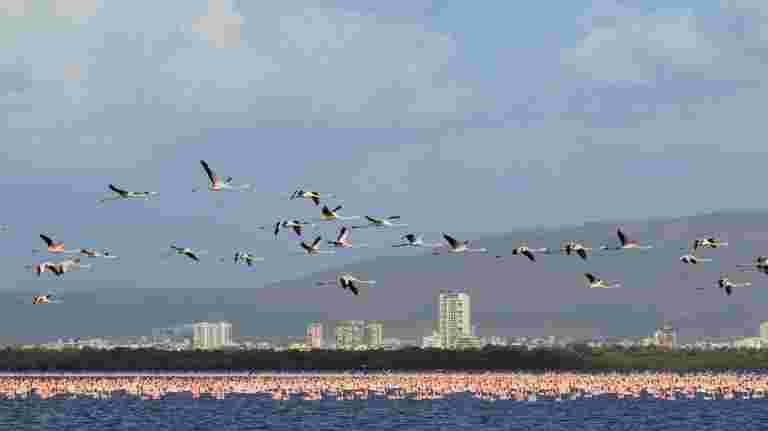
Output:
[[1, 346, 767, 371]]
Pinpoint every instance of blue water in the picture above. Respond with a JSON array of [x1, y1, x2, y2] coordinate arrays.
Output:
[[2, 397, 768, 430]]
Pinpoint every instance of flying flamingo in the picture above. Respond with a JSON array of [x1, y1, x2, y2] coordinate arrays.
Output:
[[169, 245, 206, 262], [601, 228, 653, 251], [584, 273, 622, 289], [229, 251, 265, 267], [33, 234, 79, 254], [433, 234, 488, 255], [315, 273, 377, 296], [300, 236, 336, 255], [290, 189, 336, 206], [352, 216, 408, 230], [316, 205, 360, 222], [327, 227, 367, 249], [193, 160, 252, 192], [98, 184, 158, 204], [718, 275, 752, 296], [392, 234, 441, 248], [561, 241, 591, 260]]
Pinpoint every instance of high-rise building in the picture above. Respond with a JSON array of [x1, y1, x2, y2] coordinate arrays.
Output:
[[335, 320, 365, 350], [364, 322, 384, 349], [760, 321, 768, 340], [653, 324, 677, 349], [192, 321, 232, 350], [439, 291, 471, 349], [306, 322, 323, 349]]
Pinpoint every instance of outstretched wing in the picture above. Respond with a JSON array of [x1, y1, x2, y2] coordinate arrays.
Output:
[[577, 248, 588, 260], [725, 285, 732, 296], [332, 205, 343, 213], [523, 250, 536, 262], [273, 221, 281, 237], [443, 234, 459, 248], [300, 242, 313, 253], [349, 284, 359, 296], [312, 236, 322, 248], [108, 184, 128, 196], [584, 273, 596, 283], [40, 234, 54, 247], [200, 160, 217, 185], [292, 225, 302, 236], [311, 196, 320, 206], [337, 227, 349, 242], [365, 216, 379, 224], [617, 228, 627, 246]]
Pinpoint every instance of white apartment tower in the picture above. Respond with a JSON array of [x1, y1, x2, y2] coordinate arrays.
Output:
[[192, 321, 232, 350], [306, 322, 324, 349], [439, 291, 471, 349]]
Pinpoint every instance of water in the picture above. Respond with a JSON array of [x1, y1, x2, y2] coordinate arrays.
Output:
[[2, 396, 768, 430]]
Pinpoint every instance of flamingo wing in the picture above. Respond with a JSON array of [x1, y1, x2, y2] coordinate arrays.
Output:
[[109, 184, 128, 196], [522, 250, 536, 262], [40, 234, 54, 247], [311, 196, 320, 206], [200, 160, 218, 185], [443, 234, 459, 248], [577, 248, 588, 260], [584, 273, 596, 283], [617, 229, 627, 246], [311, 236, 322, 248]]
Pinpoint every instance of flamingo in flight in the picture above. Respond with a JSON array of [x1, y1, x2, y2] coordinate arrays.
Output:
[[433, 234, 488, 255], [497, 244, 549, 262], [79, 248, 119, 259], [327, 227, 367, 249], [290, 189, 336, 206], [601, 228, 653, 251], [316, 273, 376, 296], [679, 254, 712, 264], [193, 160, 252, 192], [231, 251, 265, 267], [352, 216, 408, 230], [718, 275, 752, 296], [33, 234, 79, 254], [169, 245, 205, 262], [264, 220, 313, 238], [692, 237, 729, 251], [317, 205, 360, 222], [32, 293, 61, 304], [99, 184, 158, 204], [584, 273, 622, 289], [300, 236, 336, 255], [392, 234, 441, 248], [561, 241, 591, 260], [737, 256, 768, 274], [28, 257, 92, 276]]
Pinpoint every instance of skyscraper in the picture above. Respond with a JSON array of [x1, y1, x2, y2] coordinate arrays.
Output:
[[192, 321, 232, 350], [364, 322, 384, 349], [335, 320, 365, 350], [439, 291, 471, 349], [306, 322, 323, 349]]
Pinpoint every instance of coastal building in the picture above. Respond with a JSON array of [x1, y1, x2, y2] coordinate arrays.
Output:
[[364, 322, 384, 349], [760, 321, 768, 340], [335, 320, 365, 350], [653, 324, 677, 349], [439, 291, 471, 349], [306, 322, 323, 349], [192, 321, 232, 350], [454, 334, 483, 350], [734, 337, 766, 349], [422, 331, 442, 349]]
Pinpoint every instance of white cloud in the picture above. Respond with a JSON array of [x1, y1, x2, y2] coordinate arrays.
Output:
[[0, 0, 27, 17], [192, 0, 243, 48], [51, 0, 98, 18]]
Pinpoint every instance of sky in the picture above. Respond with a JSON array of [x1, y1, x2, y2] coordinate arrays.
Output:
[[2, 2, 768, 305]]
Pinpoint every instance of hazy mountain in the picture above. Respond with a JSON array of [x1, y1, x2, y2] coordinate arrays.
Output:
[[4, 210, 768, 343]]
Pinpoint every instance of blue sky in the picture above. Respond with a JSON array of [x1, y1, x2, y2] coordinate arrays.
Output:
[[2, 0, 768, 292]]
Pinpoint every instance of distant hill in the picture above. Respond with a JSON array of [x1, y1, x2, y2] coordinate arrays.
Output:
[[264, 209, 768, 341]]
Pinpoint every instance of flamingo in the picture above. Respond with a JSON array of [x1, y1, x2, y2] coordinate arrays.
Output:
[[680, 254, 712, 264], [32, 293, 60, 304], [290, 189, 336, 206], [584, 273, 622, 289], [433, 234, 488, 255], [26, 261, 63, 277], [692, 237, 729, 251], [737, 256, 768, 274], [169, 245, 205, 262], [231, 251, 265, 267], [352, 216, 408, 230], [300, 236, 335, 255], [79, 248, 119, 259], [497, 244, 549, 262], [264, 220, 313, 238], [327, 227, 366, 248], [32, 257, 91, 276], [193, 160, 252, 192], [601, 228, 653, 251], [33, 234, 79, 254], [99, 184, 158, 204], [317, 205, 360, 222], [315, 273, 377, 296], [392, 234, 441, 248], [561, 241, 591, 260], [718, 275, 752, 296]]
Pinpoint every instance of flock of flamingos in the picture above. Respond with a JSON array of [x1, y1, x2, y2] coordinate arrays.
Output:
[[22, 160, 768, 303]]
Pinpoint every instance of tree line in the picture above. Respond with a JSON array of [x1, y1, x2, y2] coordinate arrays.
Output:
[[1, 345, 767, 371]]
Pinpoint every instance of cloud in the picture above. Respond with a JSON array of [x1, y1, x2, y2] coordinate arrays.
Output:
[[51, 0, 98, 18], [1, 0, 478, 171], [192, 0, 243, 49], [0, 0, 27, 17]]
